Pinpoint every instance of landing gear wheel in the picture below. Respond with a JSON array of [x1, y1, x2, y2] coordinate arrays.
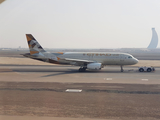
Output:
[[79, 68, 83, 72], [79, 67, 86, 72], [120, 65, 124, 72]]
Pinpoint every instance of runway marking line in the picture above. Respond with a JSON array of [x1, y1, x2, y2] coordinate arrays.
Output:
[[65, 89, 82, 92], [141, 79, 149, 81], [104, 78, 113, 80]]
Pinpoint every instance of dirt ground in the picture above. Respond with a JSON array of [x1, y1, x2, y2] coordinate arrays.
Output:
[[0, 57, 53, 65], [0, 115, 112, 120], [0, 82, 160, 119]]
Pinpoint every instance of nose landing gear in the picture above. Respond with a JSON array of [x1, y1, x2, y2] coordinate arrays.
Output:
[[120, 65, 124, 72]]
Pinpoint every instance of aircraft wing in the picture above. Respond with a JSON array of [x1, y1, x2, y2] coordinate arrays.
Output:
[[63, 58, 95, 63]]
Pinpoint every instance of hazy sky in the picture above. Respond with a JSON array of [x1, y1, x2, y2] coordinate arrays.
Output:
[[0, 0, 160, 48]]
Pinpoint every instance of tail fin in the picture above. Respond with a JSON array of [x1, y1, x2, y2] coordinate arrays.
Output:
[[26, 34, 45, 55]]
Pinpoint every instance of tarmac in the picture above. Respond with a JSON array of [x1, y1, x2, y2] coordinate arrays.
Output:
[[0, 54, 160, 120], [0, 65, 160, 84]]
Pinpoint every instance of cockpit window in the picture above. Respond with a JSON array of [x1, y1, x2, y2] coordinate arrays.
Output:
[[128, 56, 132, 58]]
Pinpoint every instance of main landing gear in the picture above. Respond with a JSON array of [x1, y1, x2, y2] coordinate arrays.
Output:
[[79, 67, 87, 72], [120, 65, 124, 72]]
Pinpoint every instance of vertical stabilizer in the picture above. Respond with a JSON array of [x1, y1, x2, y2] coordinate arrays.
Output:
[[26, 34, 45, 55]]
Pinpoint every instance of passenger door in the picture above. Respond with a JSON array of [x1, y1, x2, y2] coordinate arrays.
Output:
[[120, 54, 124, 63]]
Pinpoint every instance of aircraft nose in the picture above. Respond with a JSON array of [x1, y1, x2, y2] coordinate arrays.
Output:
[[134, 58, 139, 64]]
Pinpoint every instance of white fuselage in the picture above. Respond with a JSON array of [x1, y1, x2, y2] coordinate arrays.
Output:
[[55, 52, 138, 66]]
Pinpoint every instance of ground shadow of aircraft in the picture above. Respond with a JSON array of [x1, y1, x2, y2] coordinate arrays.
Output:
[[41, 68, 133, 77], [0, 65, 135, 77]]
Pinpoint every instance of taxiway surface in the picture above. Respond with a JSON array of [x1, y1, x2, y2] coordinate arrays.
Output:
[[1, 64, 160, 120], [0, 64, 160, 84]]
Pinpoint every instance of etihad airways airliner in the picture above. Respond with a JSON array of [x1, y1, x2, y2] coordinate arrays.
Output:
[[24, 34, 138, 72]]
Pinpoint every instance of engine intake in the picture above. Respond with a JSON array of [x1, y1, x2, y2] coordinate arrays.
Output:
[[87, 63, 102, 70]]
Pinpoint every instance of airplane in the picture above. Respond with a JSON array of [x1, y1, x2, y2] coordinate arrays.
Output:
[[23, 34, 139, 72]]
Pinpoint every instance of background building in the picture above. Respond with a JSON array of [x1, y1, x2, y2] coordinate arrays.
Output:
[[147, 28, 158, 49]]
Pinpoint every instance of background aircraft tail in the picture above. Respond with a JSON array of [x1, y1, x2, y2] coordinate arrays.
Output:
[[26, 34, 46, 55]]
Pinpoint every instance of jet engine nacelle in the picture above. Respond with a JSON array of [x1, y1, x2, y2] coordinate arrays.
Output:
[[87, 63, 102, 70]]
